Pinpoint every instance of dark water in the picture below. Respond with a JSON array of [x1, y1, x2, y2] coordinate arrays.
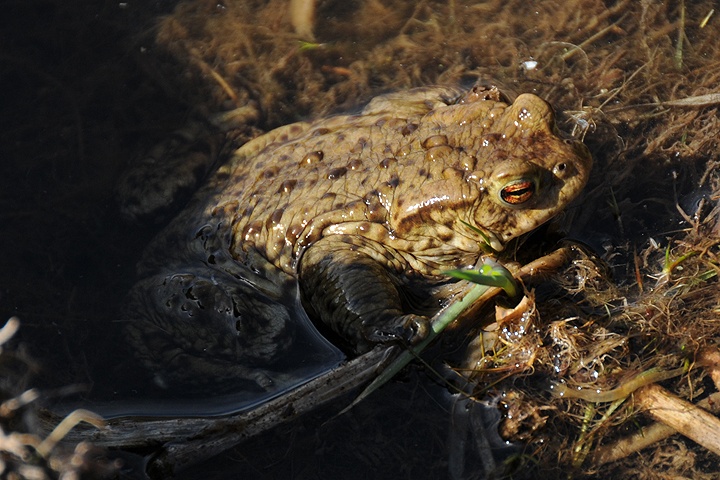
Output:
[[168, 368, 520, 480], [55, 301, 345, 419]]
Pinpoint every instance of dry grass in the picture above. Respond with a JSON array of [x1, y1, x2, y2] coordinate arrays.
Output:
[[0, 318, 117, 479]]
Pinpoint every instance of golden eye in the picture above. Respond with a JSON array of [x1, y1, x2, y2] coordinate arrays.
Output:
[[499, 179, 536, 206]]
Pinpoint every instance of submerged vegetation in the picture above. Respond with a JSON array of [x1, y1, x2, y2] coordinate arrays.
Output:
[[2, 0, 720, 478]]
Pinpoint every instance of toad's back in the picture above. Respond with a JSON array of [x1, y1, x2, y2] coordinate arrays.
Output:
[[195, 87, 590, 280]]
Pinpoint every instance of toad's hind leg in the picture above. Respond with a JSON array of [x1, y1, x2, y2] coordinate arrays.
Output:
[[299, 238, 430, 354], [123, 271, 293, 390]]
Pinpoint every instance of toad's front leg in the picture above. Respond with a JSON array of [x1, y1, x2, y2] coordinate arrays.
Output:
[[298, 237, 430, 353]]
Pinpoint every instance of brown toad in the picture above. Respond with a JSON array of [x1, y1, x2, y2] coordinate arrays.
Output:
[[123, 85, 591, 390]]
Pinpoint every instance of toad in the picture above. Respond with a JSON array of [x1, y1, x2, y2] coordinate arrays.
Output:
[[122, 85, 592, 390]]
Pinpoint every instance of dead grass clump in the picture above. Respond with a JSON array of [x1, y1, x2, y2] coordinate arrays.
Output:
[[150, 0, 643, 125], [0, 318, 115, 479]]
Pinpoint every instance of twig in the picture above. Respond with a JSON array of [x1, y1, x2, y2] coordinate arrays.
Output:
[[36, 409, 105, 458], [634, 384, 720, 457], [0, 317, 20, 347], [593, 392, 720, 465], [698, 347, 720, 390], [674, 0, 685, 70]]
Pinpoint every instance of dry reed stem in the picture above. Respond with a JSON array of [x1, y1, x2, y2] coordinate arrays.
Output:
[[633, 384, 720, 457], [289, 0, 315, 39], [698, 347, 720, 390], [593, 392, 720, 465], [0, 317, 20, 347], [36, 409, 105, 458]]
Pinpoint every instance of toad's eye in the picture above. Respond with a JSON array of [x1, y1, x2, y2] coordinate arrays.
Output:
[[499, 179, 536, 206]]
